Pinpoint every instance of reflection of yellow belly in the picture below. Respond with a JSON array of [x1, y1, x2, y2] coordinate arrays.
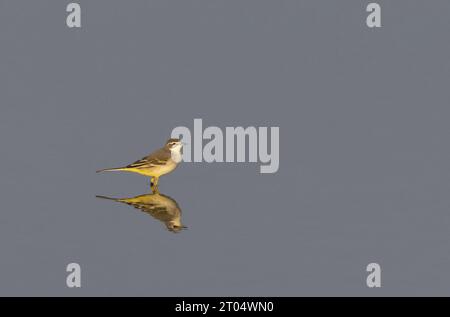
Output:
[[129, 160, 178, 177]]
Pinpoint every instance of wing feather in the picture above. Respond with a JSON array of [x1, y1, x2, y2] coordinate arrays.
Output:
[[126, 149, 170, 169]]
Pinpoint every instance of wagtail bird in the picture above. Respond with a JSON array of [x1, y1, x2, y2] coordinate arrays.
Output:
[[96, 192, 187, 233], [96, 138, 183, 190]]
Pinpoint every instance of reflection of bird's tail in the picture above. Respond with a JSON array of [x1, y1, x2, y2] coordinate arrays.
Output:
[[95, 195, 119, 201], [96, 167, 127, 173]]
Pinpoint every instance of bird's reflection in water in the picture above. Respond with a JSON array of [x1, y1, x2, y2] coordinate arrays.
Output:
[[96, 191, 187, 233]]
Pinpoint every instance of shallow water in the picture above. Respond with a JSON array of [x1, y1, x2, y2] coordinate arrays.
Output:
[[0, 1, 450, 296]]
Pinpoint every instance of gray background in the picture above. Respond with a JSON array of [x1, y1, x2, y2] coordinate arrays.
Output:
[[0, 0, 449, 296]]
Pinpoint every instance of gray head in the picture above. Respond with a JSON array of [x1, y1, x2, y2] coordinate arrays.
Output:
[[164, 138, 183, 151]]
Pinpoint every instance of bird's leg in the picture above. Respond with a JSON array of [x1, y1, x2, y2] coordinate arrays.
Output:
[[150, 177, 160, 193], [150, 177, 155, 190], [153, 177, 159, 190]]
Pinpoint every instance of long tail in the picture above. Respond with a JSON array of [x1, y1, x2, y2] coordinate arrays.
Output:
[[96, 195, 127, 204], [95, 195, 118, 201], [96, 167, 128, 173]]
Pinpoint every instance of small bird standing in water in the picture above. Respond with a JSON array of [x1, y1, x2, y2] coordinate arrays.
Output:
[[96, 138, 183, 191]]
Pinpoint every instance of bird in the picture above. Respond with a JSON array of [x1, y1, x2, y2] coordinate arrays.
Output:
[[96, 138, 183, 191], [96, 191, 187, 233]]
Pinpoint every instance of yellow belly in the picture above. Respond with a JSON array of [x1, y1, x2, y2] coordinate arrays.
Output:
[[128, 160, 178, 177]]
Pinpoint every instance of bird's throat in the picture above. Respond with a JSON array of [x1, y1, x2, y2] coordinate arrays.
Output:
[[170, 149, 182, 163]]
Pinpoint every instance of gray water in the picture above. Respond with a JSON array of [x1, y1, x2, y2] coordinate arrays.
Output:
[[0, 1, 449, 296]]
